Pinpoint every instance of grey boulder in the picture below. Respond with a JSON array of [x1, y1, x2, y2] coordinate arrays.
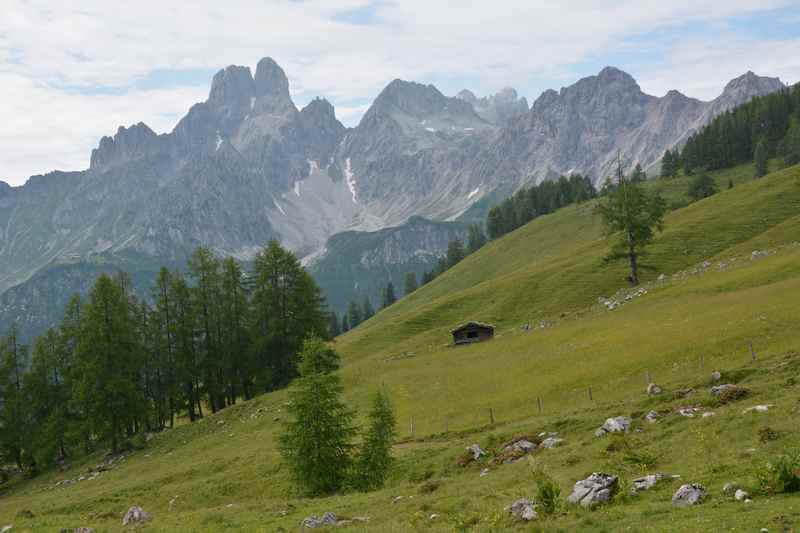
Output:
[[672, 484, 707, 506], [508, 498, 538, 521], [122, 506, 152, 526], [466, 443, 486, 460], [302, 512, 337, 528], [595, 416, 631, 437], [568, 473, 619, 507]]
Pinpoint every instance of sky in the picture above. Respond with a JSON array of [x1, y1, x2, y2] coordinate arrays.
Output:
[[2, 0, 800, 186]]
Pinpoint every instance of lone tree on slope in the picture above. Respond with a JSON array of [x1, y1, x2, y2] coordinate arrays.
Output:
[[597, 156, 666, 286]]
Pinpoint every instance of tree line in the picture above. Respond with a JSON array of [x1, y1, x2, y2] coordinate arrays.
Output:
[[0, 240, 327, 473], [676, 83, 800, 177], [487, 174, 597, 240]]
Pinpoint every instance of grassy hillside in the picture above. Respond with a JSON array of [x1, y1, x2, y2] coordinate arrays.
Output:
[[2, 163, 800, 532]]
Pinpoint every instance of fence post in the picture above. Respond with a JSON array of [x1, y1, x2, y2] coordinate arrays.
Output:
[[699, 355, 704, 369], [489, 407, 495, 425], [588, 386, 593, 401], [410, 416, 414, 437], [537, 397, 542, 414], [749, 342, 756, 361]]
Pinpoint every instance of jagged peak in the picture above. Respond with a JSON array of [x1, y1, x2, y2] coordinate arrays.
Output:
[[595, 66, 639, 88], [208, 65, 255, 106], [723, 71, 784, 93], [457, 89, 478, 103], [254, 57, 290, 98]]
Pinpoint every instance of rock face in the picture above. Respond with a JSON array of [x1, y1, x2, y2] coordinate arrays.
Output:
[[568, 473, 619, 507], [466, 444, 486, 460], [508, 498, 538, 521], [122, 506, 151, 526], [0, 60, 785, 340], [595, 416, 632, 436], [672, 484, 707, 507]]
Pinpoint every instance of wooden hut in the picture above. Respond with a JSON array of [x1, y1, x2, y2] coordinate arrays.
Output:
[[451, 322, 495, 345]]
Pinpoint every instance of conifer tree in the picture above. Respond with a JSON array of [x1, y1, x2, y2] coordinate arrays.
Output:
[[0, 325, 30, 469], [382, 282, 396, 308], [347, 300, 362, 329], [279, 337, 354, 495], [220, 256, 250, 403], [328, 312, 341, 338], [446, 238, 466, 268], [754, 138, 769, 177], [467, 223, 487, 253], [354, 389, 396, 491], [688, 171, 718, 200], [341, 313, 350, 333], [361, 296, 375, 322], [630, 163, 647, 182], [597, 158, 666, 286], [404, 272, 418, 296]]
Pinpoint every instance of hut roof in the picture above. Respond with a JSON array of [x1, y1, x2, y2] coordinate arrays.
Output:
[[450, 321, 495, 334]]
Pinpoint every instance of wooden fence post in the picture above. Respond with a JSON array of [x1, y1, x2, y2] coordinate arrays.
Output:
[[537, 397, 542, 414], [489, 408, 495, 425], [588, 386, 593, 401], [750, 342, 756, 361], [410, 416, 414, 437]]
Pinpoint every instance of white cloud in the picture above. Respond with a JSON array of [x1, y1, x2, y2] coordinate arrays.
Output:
[[1, 0, 797, 185]]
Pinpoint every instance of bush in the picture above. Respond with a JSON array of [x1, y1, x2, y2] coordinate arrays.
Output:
[[718, 386, 750, 404], [757, 449, 800, 494], [530, 461, 561, 516], [353, 389, 396, 491]]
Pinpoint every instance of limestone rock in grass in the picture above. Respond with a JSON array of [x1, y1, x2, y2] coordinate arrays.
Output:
[[711, 370, 722, 382], [632, 473, 667, 493], [568, 473, 619, 507], [735, 489, 750, 501], [646, 383, 663, 395], [508, 498, 538, 521], [595, 416, 631, 437], [64, 529, 96, 533], [722, 482, 738, 496], [539, 437, 564, 449], [742, 404, 772, 414], [671, 484, 707, 507], [1, 525, 11, 533], [122, 506, 152, 526], [645, 410, 660, 423], [301, 512, 337, 528], [503, 438, 536, 453], [711, 384, 737, 396], [466, 443, 486, 460]]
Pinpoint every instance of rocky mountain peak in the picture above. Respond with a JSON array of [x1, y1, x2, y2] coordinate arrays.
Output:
[[588, 66, 642, 94], [722, 71, 784, 97], [254, 57, 291, 99], [0, 180, 10, 195], [300, 97, 338, 123], [208, 65, 255, 109], [90, 122, 161, 171], [458, 86, 529, 125], [456, 89, 478, 104]]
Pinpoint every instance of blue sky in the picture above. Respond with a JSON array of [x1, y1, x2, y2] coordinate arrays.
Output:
[[2, 0, 799, 185]]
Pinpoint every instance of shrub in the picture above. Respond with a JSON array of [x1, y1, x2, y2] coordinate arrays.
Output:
[[530, 461, 561, 516], [718, 386, 750, 404], [758, 427, 779, 443], [353, 389, 396, 491], [757, 449, 800, 494]]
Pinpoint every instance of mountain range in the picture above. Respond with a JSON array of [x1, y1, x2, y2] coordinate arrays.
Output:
[[0, 58, 785, 337]]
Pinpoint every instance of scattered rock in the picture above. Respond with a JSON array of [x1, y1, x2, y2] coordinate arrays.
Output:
[[742, 404, 772, 414], [122, 506, 152, 526], [429, 514, 439, 520], [646, 383, 663, 395], [645, 411, 660, 423], [710, 370, 722, 382], [508, 498, 538, 521], [301, 512, 337, 528], [503, 438, 537, 454], [734, 489, 750, 501], [678, 408, 699, 417], [466, 444, 486, 460], [632, 473, 666, 493], [722, 482, 738, 496], [392, 496, 404, 504], [702, 412, 715, 418], [595, 416, 631, 437], [0, 526, 11, 533], [539, 437, 563, 449], [711, 384, 737, 396], [480, 468, 490, 477], [672, 484, 707, 507], [568, 473, 619, 507], [657, 274, 666, 281]]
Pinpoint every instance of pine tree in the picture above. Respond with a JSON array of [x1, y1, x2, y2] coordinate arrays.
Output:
[[328, 312, 341, 338], [73, 274, 142, 454], [0, 325, 30, 469], [278, 337, 354, 495], [688, 171, 718, 200], [347, 300, 362, 329], [361, 296, 375, 322], [354, 389, 396, 491], [630, 163, 647, 182], [341, 313, 350, 333], [404, 272, 418, 296], [446, 238, 466, 269], [219, 256, 250, 403], [382, 282, 396, 309], [467, 223, 487, 254], [597, 158, 666, 286], [754, 138, 769, 177], [660, 150, 677, 179]]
